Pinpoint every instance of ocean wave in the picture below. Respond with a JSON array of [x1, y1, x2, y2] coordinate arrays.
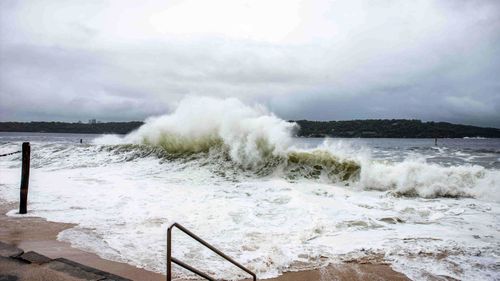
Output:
[[360, 157, 499, 200], [0, 97, 492, 201], [89, 97, 500, 201]]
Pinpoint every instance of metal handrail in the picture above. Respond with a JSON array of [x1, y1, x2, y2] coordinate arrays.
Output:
[[167, 222, 257, 281]]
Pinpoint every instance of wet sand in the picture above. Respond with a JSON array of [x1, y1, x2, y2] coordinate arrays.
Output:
[[0, 202, 165, 281], [0, 201, 410, 281]]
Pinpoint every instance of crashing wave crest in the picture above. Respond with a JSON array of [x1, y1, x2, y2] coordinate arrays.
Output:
[[94, 96, 499, 201]]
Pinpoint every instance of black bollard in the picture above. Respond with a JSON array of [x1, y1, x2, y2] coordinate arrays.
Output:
[[19, 142, 30, 214]]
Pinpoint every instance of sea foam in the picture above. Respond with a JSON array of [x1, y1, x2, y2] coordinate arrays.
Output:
[[1, 97, 500, 280], [94, 96, 500, 201]]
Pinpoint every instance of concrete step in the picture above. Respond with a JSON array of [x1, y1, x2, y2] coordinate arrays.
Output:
[[0, 241, 132, 281], [0, 241, 23, 258]]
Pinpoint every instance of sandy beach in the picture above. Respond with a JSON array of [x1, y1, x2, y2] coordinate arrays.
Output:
[[0, 201, 410, 281], [0, 201, 165, 281]]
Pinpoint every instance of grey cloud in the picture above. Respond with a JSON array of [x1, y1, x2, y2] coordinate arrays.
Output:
[[1, 0, 500, 127]]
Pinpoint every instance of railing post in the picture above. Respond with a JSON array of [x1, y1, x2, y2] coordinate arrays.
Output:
[[167, 225, 172, 281], [19, 142, 30, 214]]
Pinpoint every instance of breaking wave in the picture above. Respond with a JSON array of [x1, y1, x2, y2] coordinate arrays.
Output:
[[93, 96, 499, 201]]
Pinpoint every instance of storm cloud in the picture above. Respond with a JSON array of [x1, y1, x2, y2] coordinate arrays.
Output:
[[1, 0, 499, 127]]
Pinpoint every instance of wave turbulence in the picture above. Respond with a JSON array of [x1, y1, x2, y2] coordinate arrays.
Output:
[[94, 96, 499, 200]]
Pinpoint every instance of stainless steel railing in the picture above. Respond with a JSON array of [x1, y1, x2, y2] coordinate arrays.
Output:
[[167, 222, 256, 281]]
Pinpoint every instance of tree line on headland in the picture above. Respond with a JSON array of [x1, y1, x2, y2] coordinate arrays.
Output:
[[0, 119, 499, 138], [0, 121, 143, 135], [293, 119, 500, 138]]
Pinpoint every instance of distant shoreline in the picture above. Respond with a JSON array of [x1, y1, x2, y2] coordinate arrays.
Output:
[[1, 131, 499, 140], [1, 119, 500, 138]]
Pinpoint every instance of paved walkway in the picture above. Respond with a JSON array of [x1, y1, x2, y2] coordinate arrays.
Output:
[[0, 241, 131, 281]]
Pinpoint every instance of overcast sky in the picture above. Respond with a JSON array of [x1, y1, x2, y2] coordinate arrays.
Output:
[[1, 0, 499, 127]]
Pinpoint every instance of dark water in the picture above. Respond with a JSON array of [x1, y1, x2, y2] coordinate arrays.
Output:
[[0, 132, 107, 143], [2, 132, 500, 168], [299, 137, 500, 168]]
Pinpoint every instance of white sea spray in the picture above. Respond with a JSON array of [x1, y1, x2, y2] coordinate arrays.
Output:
[[1, 97, 499, 280]]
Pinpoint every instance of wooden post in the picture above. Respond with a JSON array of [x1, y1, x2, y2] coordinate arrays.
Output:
[[19, 142, 30, 214], [167, 226, 172, 281]]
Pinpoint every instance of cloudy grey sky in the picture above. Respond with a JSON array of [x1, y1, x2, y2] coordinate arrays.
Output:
[[1, 0, 499, 127]]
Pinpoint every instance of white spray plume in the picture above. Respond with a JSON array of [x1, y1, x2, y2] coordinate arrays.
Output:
[[94, 96, 500, 201], [97, 96, 297, 166]]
